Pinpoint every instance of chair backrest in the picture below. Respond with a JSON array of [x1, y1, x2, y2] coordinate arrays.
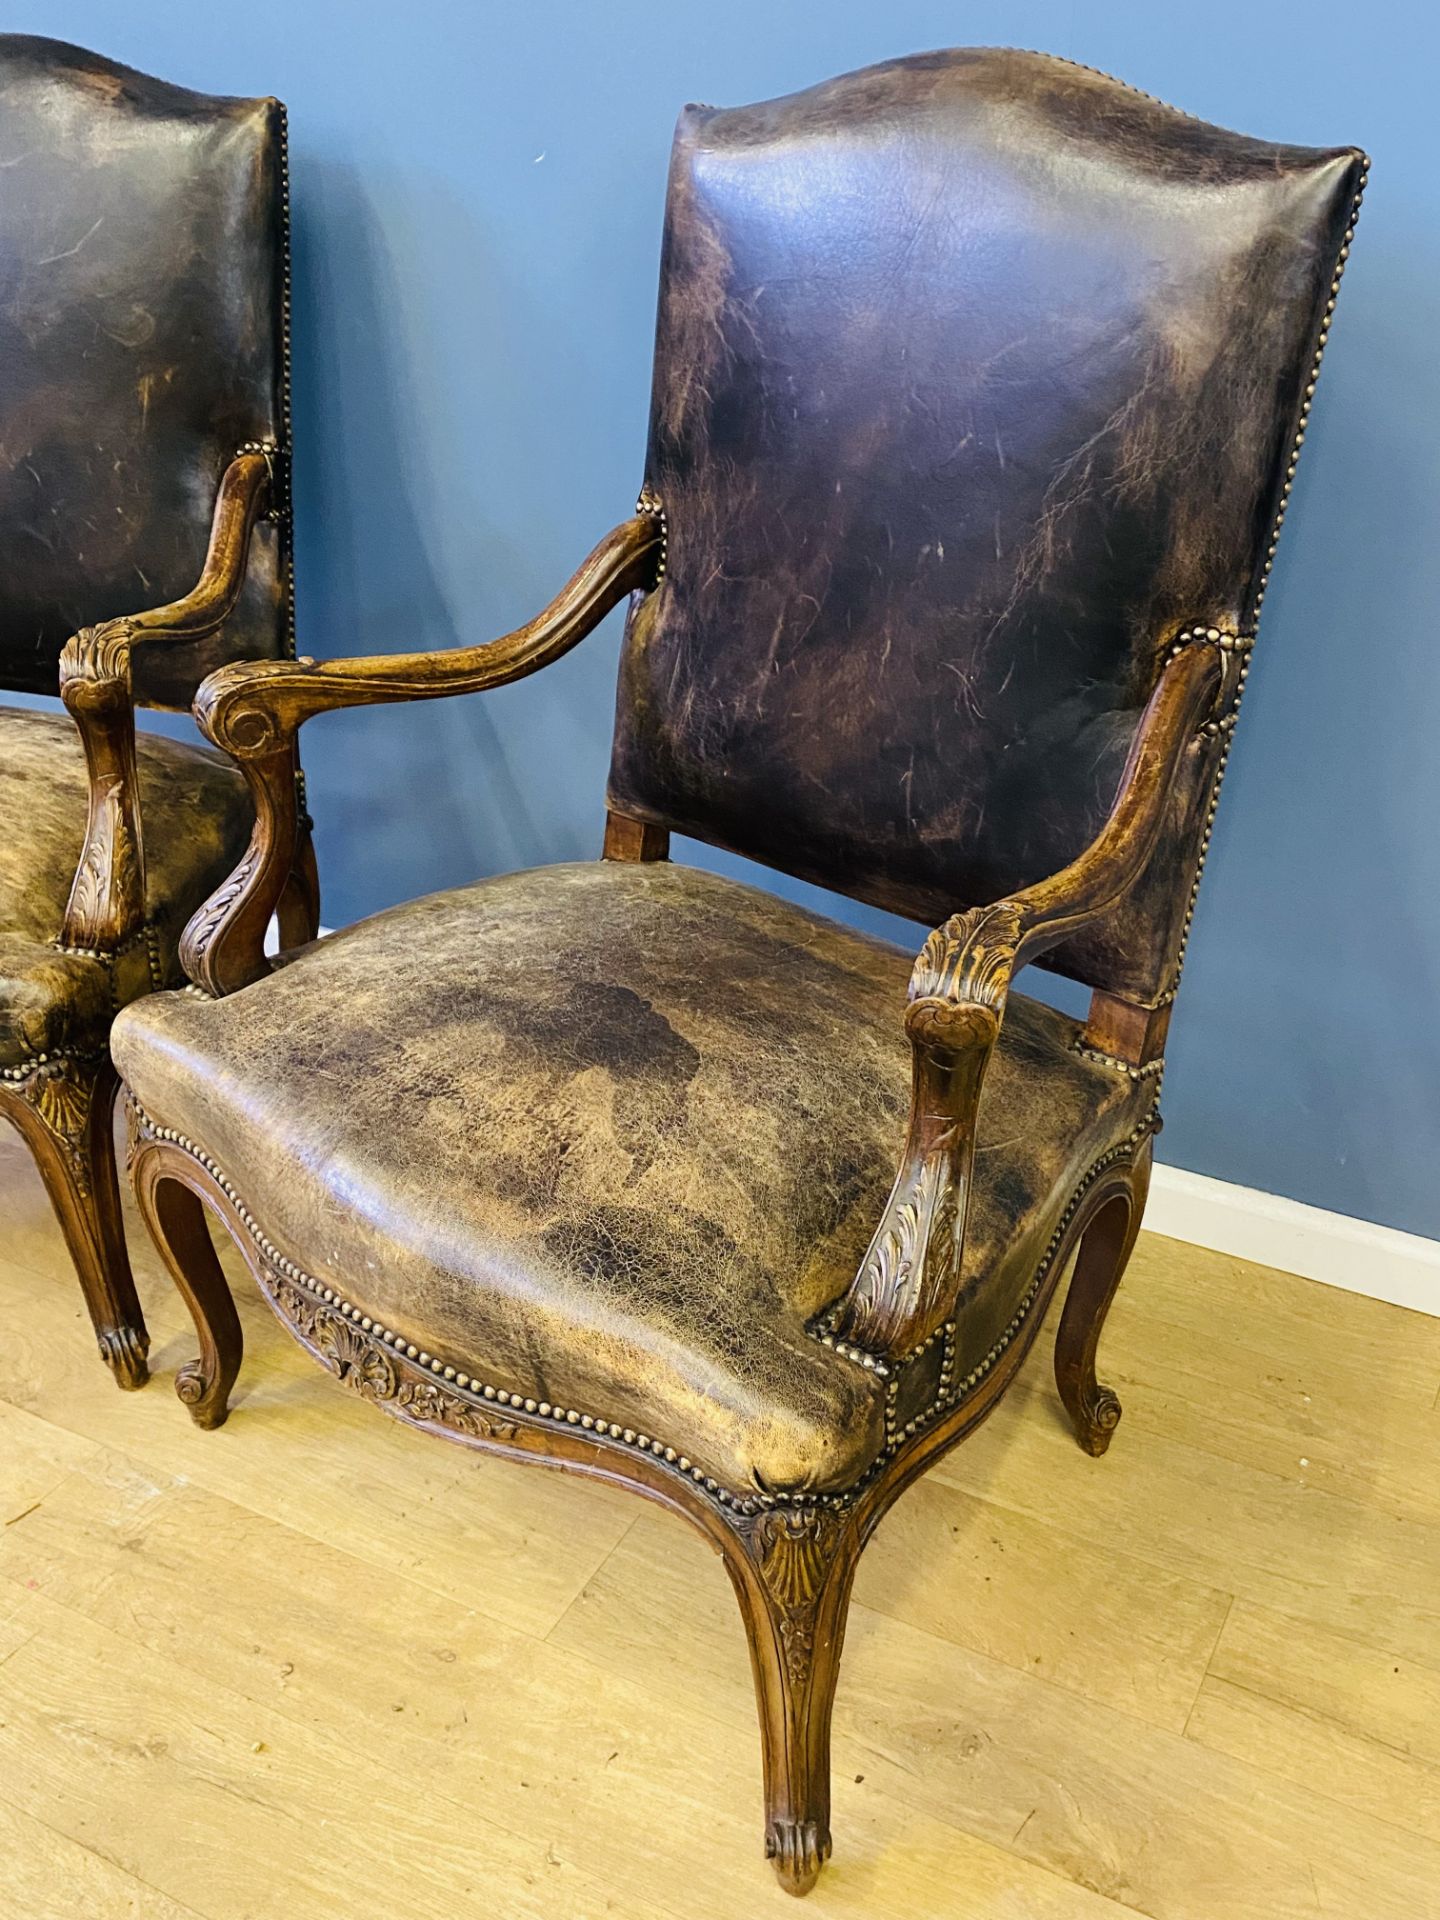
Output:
[[0, 35, 289, 710], [608, 49, 1364, 1004]]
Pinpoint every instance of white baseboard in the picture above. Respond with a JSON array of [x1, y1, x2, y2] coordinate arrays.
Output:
[[1147, 1163, 1440, 1319], [265, 920, 336, 954]]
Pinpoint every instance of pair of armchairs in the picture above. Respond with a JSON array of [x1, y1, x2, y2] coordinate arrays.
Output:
[[2, 36, 1362, 1895]]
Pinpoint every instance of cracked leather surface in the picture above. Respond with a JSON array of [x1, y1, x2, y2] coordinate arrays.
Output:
[[113, 861, 1146, 1494], [0, 35, 288, 709], [0, 706, 251, 1065], [608, 48, 1363, 1004]]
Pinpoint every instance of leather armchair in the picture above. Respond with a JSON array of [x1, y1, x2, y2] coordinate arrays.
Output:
[[110, 50, 1363, 1894], [0, 37, 317, 1389]]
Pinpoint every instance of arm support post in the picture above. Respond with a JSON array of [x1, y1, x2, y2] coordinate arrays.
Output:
[[56, 452, 274, 953], [836, 640, 1223, 1356], [180, 512, 664, 996]]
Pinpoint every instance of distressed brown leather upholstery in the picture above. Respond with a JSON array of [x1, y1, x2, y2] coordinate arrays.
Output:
[[114, 861, 1147, 1493], [610, 49, 1363, 1004], [0, 36, 296, 1395], [112, 48, 1360, 1482], [0, 35, 289, 708], [0, 708, 250, 1066]]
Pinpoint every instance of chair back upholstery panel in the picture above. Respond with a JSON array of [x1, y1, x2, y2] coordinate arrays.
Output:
[[608, 50, 1363, 1002], [0, 36, 288, 708]]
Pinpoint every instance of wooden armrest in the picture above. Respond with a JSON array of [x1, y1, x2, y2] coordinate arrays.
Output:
[[180, 513, 663, 998], [834, 639, 1223, 1357], [55, 453, 276, 954]]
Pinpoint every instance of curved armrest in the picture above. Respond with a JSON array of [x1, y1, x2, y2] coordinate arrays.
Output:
[[180, 512, 664, 997], [834, 639, 1222, 1357], [55, 452, 276, 954]]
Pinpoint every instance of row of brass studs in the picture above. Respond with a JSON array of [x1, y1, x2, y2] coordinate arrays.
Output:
[[1, 1045, 107, 1085], [132, 1104, 773, 1515], [131, 1095, 1152, 1520], [52, 920, 163, 998], [1157, 167, 1368, 1012], [277, 103, 298, 660], [880, 1117, 1157, 1456], [1072, 1041, 1166, 1083], [1010, 49, 1204, 123], [1252, 166, 1369, 618], [53, 914, 158, 965], [636, 483, 668, 580]]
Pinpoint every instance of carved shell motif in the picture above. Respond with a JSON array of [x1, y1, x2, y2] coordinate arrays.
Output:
[[753, 1509, 842, 1684], [757, 1511, 834, 1612], [312, 1308, 399, 1400], [31, 1070, 92, 1148]]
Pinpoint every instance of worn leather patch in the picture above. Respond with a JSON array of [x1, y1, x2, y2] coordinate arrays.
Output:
[[113, 860, 1147, 1494], [609, 49, 1363, 1002], [0, 706, 251, 1063], [0, 37, 289, 708]]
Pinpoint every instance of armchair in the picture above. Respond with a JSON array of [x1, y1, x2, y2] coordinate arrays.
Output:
[[111, 50, 1363, 1894], [0, 38, 316, 1388]]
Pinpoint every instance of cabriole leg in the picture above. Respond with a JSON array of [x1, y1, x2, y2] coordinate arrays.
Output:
[[1054, 1145, 1152, 1455], [130, 1140, 242, 1429], [1, 1054, 148, 1388], [726, 1506, 859, 1895]]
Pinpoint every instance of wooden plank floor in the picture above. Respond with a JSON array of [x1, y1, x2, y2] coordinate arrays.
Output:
[[2, 1122, 1439, 1919]]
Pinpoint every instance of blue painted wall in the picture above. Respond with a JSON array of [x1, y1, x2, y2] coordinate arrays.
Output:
[[11, 2, 1439, 1237]]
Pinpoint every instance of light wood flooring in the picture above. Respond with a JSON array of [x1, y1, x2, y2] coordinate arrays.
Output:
[[2, 1120, 1439, 1919]]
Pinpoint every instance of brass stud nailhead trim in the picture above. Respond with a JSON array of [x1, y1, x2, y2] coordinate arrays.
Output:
[[876, 1117, 1155, 1451], [130, 1095, 1153, 1517], [277, 103, 298, 661], [1165, 624, 1255, 664], [52, 914, 165, 970], [1071, 1041, 1166, 1083], [2, 1045, 108, 1084], [1155, 165, 1366, 1009], [635, 484, 667, 581], [130, 1101, 765, 1514]]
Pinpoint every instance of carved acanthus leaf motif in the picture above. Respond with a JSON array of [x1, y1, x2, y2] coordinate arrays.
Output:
[[910, 900, 1023, 1012], [396, 1377, 517, 1442], [59, 617, 138, 688], [66, 776, 142, 939], [262, 1266, 517, 1446], [182, 839, 263, 961], [854, 1154, 944, 1324]]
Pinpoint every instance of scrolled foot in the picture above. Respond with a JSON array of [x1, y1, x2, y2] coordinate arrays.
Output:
[[97, 1324, 150, 1391], [1076, 1383, 1122, 1457], [766, 1819, 831, 1897], [176, 1358, 230, 1430]]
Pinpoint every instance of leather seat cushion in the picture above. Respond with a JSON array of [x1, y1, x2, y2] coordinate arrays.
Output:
[[112, 860, 1145, 1496], [0, 706, 253, 1066]]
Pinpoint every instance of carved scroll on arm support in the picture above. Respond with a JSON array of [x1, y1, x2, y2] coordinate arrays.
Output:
[[56, 451, 275, 953], [180, 512, 665, 997], [834, 638, 1223, 1357]]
